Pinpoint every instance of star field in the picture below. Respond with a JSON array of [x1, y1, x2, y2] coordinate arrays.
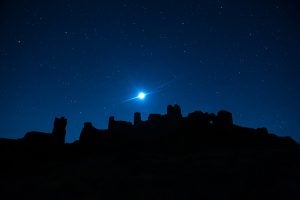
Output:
[[0, 0, 299, 142]]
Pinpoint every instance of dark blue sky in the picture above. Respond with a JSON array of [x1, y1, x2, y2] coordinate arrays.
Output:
[[0, 0, 299, 142]]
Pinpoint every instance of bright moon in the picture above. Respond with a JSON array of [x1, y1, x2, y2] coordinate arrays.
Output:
[[137, 92, 146, 100]]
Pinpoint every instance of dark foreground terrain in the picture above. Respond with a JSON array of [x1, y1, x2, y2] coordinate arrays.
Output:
[[0, 135, 300, 200], [0, 106, 300, 199]]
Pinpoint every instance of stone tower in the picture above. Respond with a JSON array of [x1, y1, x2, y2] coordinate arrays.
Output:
[[167, 104, 182, 120], [134, 112, 141, 126], [52, 117, 67, 145]]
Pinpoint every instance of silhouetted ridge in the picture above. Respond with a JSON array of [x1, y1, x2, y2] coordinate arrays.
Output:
[[0, 104, 294, 150], [79, 122, 111, 144], [0, 104, 299, 199], [22, 117, 67, 145], [76, 104, 297, 150]]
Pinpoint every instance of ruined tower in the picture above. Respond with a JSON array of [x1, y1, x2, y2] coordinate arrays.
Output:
[[52, 117, 67, 145], [134, 112, 141, 126], [167, 104, 182, 120], [79, 122, 93, 142], [216, 110, 233, 127]]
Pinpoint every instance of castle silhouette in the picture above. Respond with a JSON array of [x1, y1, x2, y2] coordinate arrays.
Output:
[[20, 104, 296, 149], [1, 104, 299, 199]]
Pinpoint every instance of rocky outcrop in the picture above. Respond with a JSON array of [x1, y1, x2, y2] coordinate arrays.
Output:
[[22, 117, 67, 145]]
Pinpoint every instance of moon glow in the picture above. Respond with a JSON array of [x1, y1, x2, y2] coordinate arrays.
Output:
[[137, 92, 146, 100], [122, 76, 176, 103]]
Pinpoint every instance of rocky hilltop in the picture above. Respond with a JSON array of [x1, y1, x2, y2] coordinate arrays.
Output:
[[0, 104, 299, 199]]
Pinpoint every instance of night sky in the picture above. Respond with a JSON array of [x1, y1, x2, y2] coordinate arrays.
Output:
[[0, 0, 299, 142]]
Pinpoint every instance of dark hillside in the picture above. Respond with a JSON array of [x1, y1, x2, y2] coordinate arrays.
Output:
[[0, 105, 299, 199]]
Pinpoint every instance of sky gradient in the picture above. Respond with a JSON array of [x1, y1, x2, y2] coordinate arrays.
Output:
[[0, 0, 299, 142]]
